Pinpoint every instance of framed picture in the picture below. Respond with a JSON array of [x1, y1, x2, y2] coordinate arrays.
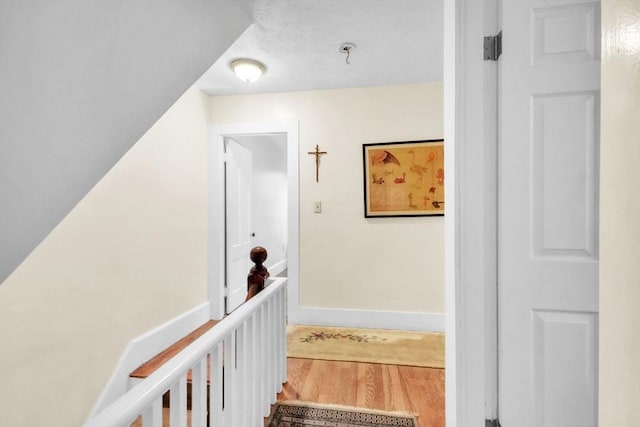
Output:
[[363, 139, 444, 217]]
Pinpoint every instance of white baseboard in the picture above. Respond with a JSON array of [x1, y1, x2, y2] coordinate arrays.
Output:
[[293, 307, 445, 332], [88, 302, 210, 417]]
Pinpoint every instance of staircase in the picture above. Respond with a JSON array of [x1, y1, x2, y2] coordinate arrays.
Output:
[[86, 248, 287, 427]]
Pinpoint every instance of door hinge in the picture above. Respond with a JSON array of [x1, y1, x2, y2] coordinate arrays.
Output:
[[224, 296, 228, 313], [484, 31, 502, 61], [485, 419, 501, 427]]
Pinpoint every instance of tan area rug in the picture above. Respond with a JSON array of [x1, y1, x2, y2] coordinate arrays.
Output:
[[287, 325, 444, 369], [267, 401, 417, 427]]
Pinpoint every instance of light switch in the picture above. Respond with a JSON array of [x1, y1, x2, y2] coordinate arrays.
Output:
[[314, 201, 322, 213]]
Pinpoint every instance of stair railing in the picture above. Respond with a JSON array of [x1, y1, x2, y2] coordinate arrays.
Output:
[[85, 275, 287, 427]]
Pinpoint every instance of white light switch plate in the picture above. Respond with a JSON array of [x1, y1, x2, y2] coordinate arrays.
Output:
[[314, 201, 322, 213]]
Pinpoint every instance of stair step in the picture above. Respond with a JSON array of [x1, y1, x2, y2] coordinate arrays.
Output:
[[130, 319, 218, 382]]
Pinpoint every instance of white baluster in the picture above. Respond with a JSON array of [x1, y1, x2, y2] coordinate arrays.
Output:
[[264, 295, 272, 404], [261, 305, 270, 417], [191, 357, 207, 427], [275, 287, 283, 386], [223, 333, 236, 426], [254, 305, 263, 419], [169, 374, 187, 427], [236, 323, 247, 427], [279, 286, 287, 384], [274, 293, 281, 395], [278, 290, 284, 390], [209, 346, 223, 426], [141, 396, 162, 427], [250, 313, 260, 426], [246, 320, 254, 427], [267, 296, 278, 404]]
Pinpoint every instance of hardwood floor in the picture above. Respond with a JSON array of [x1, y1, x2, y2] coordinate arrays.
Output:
[[276, 358, 445, 427], [132, 357, 445, 426]]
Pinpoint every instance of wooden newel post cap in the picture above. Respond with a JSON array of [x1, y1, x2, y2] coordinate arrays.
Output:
[[250, 246, 268, 265], [246, 247, 269, 302]]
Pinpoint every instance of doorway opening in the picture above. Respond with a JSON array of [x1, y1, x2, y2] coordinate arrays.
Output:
[[208, 121, 300, 321], [223, 133, 288, 313]]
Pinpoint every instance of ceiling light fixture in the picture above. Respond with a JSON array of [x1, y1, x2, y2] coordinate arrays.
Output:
[[231, 58, 266, 82]]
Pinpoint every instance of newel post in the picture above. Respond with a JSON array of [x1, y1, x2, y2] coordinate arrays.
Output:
[[246, 246, 270, 301]]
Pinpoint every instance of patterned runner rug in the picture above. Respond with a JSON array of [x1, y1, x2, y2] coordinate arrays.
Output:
[[287, 325, 444, 368], [267, 401, 418, 427]]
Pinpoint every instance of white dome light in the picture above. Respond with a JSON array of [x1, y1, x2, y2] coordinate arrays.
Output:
[[231, 58, 266, 82]]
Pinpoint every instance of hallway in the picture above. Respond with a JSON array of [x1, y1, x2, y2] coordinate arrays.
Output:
[[274, 358, 444, 427]]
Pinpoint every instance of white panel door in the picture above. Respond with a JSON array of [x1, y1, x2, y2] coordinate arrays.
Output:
[[499, 1, 600, 426], [225, 138, 253, 313]]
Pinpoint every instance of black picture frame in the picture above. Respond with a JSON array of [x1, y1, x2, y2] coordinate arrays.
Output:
[[362, 139, 445, 217]]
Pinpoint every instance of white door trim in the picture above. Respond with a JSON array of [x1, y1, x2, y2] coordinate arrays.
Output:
[[208, 121, 300, 321], [445, 1, 499, 426]]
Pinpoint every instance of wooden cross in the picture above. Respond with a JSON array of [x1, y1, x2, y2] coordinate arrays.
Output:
[[307, 144, 327, 183]]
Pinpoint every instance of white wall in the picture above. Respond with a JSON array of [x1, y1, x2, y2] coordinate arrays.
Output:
[[232, 135, 289, 272], [0, 86, 212, 427], [0, 0, 250, 284], [210, 83, 444, 317], [599, 0, 640, 424]]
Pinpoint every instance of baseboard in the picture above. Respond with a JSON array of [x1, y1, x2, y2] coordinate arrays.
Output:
[[88, 302, 210, 417], [268, 259, 287, 277], [293, 307, 445, 332]]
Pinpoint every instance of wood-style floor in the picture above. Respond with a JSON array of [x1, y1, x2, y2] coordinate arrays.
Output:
[[132, 357, 445, 427], [276, 358, 445, 427]]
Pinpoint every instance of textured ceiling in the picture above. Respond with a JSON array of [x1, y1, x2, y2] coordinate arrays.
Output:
[[197, 0, 443, 95]]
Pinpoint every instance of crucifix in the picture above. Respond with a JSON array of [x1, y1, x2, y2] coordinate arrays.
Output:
[[307, 144, 328, 183]]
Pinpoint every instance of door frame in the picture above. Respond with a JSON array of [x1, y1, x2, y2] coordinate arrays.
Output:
[[445, 0, 500, 426], [208, 120, 300, 321]]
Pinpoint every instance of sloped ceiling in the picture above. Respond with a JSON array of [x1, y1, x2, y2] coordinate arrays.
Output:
[[197, 0, 443, 95], [0, 1, 251, 284]]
